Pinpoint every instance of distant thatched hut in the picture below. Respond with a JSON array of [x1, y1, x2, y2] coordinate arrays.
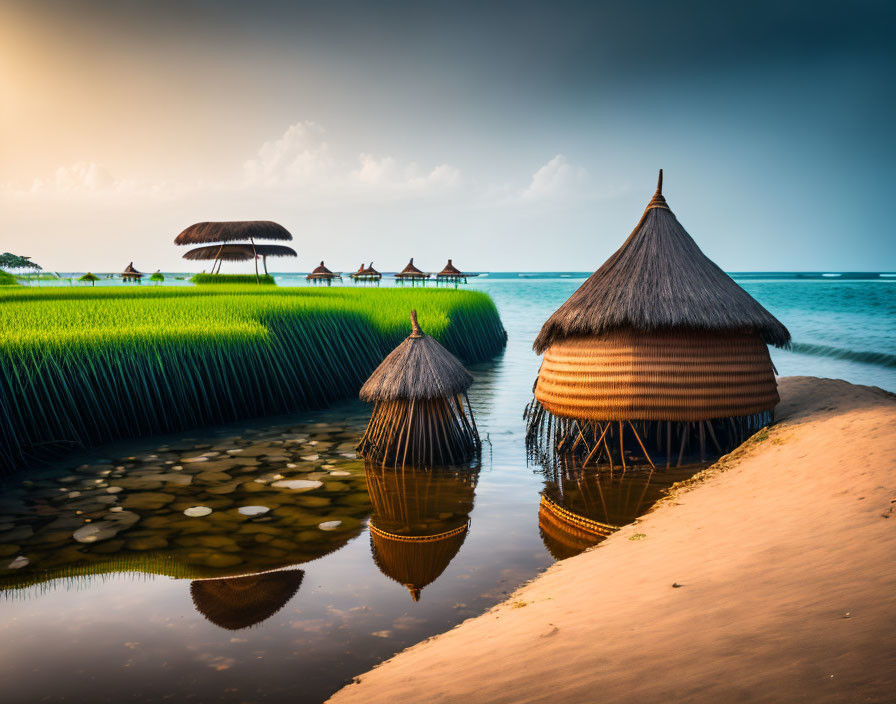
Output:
[[366, 464, 477, 601], [174, 221, 293, 280], [350, 262, 382, 284], [394, 258, 429, 284], [306, 261, 340, 284], [190, 570, 304, 630], [122, 262, 143, 282], [526, 170, 791, 468], [358, 310, 479, 467], [435, 259, 467, 284]]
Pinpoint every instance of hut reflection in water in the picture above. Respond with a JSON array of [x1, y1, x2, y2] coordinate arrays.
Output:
[[190, 569, 305, 631], [365, 462, 478, 602], [538, 465, 701, 560]]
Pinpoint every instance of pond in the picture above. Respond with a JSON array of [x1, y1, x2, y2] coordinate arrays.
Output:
[[1, 274, 892, 703]]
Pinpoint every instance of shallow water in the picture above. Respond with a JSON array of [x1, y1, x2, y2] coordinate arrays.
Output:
[[1, 274, 893, 703]]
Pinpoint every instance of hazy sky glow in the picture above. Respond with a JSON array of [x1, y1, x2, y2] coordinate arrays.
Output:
[[1, 0, 894, 272]]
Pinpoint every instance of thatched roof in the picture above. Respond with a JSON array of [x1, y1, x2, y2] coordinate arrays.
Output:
[[359, 310, 473, 401], [250, 244, 297, 258], [365, 261, 382, 276], [396, 258, 426, 276], [174, 221, 292, 245], [311, 261, 335, 275], [190, 570, 304, 630], [352, 263, 367, 275], [183, 244, 253, 261], [437, 259, 463, 276], [307, 261, 338, 279], [122, 262, 142, 276], [533, 170, 791, 354]]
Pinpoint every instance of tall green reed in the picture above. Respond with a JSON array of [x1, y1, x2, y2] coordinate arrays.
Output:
[[0, 286, 506, 473]]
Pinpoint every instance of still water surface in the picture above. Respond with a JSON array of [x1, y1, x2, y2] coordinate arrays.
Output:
[[1, 275, 893, 703]]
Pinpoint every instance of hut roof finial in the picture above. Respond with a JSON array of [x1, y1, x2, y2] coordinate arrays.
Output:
[[408, 586, 421, 602], [656, 168, 663, 195], [410, 309, 423, 338]]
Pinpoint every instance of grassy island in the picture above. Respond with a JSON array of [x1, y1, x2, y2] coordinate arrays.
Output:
[[0, 286, 506, 472]]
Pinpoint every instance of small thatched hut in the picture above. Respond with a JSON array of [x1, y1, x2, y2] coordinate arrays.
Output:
[[526, 170, 790, 468], [435, 259, 467, 284], [122, 262, 143, 282], [350, 262, 382, 283], [358, 310, 479, 467], [366, 464, 477, 601], [394, 258, 429, 284], [174, 221, 293, 280], [190, 570, 304, 630], [306, 260, 340, 284]]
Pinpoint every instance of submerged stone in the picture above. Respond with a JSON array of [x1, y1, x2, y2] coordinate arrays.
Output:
[[237, 506, 270, 516], [271, 479, 323, 491], [122, 492, 175, 510], [184, 506, 213, 517], [7, 555, 29, 569], [73, 522, 120, 543], [128, 535, 168, 550], [318, 521, 342, 531]]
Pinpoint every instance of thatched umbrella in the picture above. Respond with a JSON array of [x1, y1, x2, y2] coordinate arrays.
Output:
[[306, 260, 340, 284], [526, 170, 791, 469], [183, 243, 254, 274], [174, 221, 293, 281], [366, 464, 477, 601], [248, 244, 297, 275], [149, 270, 165, 284], [394, 258, 429, 284], [78, 272, 99, 287], [190, 569, 304, 630], [122, 262, 143, 283], [358, 310, 479, 467], [435, 259, 467, 284]]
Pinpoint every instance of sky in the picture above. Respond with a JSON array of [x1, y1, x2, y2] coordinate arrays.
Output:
[[1, 0, 894, 273]]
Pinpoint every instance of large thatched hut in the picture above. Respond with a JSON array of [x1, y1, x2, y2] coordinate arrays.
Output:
[[366, 464, 477, 601], [394, 258, 429, 284], [526, 170, 790, 468], [306, 260, 340, 284], [358, 310, 479, 467], [190, 570, 304, 630], [174, 221, 293, 280]]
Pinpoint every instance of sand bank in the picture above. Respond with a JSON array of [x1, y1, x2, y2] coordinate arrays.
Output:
[[329, 377, 896, 704]]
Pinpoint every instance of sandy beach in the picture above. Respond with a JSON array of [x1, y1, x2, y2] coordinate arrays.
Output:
[[329, 376, 896, 704]]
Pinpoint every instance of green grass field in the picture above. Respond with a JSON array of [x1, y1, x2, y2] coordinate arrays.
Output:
[[191, 273, 276, 285], [0, 286, 506, 472]]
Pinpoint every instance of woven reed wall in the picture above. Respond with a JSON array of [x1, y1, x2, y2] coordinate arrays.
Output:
[[535, 330, 778, 422]]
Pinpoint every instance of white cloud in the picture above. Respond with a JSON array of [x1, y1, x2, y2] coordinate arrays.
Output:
[[241, 122, 460, 198], [242, 121, 335, 188], [521, 154, 589, 200], [28, 162, 135, 195], [352, 154, 460, 192]]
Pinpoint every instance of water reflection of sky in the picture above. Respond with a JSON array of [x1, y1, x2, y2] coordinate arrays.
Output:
[[1, 275, 893, 704]]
